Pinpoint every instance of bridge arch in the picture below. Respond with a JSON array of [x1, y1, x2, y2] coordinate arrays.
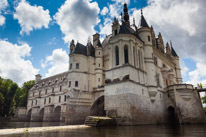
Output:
[[39, 108, 44, 122], [167, 106, 179, 124], [52, 106, 61, 122], [90, 96, 106, 116]]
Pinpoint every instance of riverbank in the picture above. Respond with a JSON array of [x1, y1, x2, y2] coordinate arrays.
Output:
[[0, 125, 90, 135]]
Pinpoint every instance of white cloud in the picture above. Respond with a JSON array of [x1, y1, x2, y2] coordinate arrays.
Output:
[[13, 0, 51, 35], [54, 0, 100, 44], [180, 59, 189, 76], [0, 39, 39, 85], [101, 7, 109, 16], [0, 0, 8, 11], [0, 15, 5, 26], [41, 49, 69, 77], [186, 63, 206, 86]]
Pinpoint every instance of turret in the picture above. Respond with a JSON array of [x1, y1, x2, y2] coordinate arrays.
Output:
[[35, 74, 42, 84], [171, 42, 182, 84], [93, 34, 103, 88], [157, 33, 164, 53], [70, 40, 75, 54], [137, 10, 157, 102]]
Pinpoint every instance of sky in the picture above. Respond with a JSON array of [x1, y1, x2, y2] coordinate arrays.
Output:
[[0, 0, 206, 88]]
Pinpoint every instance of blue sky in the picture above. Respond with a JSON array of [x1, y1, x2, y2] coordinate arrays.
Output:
[[0, 0, 206, 86]]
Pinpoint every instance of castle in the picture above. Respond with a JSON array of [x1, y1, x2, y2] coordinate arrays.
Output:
[[26, 3, 205, 125]]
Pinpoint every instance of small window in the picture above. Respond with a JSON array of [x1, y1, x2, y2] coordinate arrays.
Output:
[[49, 98, 51, 104], [45, 89, 47, 94], [76, 63, 79, 69], [52, 87, 54, 93], [160, 94, 161, 98], [33, 92, 34, 97], [60, 86, 62, 92], [142, 89, 144, 94], [69, 81, 71, 87], [154, 56, 157, 66], [69, 63, 72, 69], [148, 36, 151, 42], [99, 52, 100, 55], [36, 100, 37, 105], [99, 64, 100, 67], [98, 78, 100, 82], [31, 100, 33, 106], [44, 98, 46, 104], [39, 91, 41, 96], [168, 94, 169, 98], [64, 95, 67, 102], [114, 29, 117, 35], [59, 96, 61, 103], [75, 81, 78, 87]]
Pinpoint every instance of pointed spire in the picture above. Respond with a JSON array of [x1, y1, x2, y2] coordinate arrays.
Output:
[[123, 2, 130, 26], [138, 8, 149, 28], [170, 41, 178, 57]]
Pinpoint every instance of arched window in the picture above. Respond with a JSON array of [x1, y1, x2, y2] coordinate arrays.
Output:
[[115, 46, 119, 65], [124, 45, 129, 64]]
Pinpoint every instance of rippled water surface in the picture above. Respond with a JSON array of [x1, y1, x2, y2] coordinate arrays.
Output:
[[1, 123, 206, 137]]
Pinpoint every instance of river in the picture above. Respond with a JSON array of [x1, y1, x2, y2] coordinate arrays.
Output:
[[1, 122, 206, 137]]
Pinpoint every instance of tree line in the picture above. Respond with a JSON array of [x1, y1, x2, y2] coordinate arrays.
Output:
[[0, 76, 34, 117]]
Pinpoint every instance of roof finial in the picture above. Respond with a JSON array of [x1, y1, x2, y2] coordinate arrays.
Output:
[[141, 8, 143, 16]]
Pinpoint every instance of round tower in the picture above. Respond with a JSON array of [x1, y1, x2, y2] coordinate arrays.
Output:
[[137, 10, 157, 102], [93, 33, 103, 88]]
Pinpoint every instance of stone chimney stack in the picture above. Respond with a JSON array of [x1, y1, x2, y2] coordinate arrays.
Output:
[[35, 74, 42, 84], [93, 33, 100, 47]]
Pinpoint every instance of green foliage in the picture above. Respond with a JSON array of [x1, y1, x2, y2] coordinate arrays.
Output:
[[0, 76, 35, 117]]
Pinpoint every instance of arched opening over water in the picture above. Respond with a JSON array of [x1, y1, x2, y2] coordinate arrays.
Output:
[[167, 106, 179, 125], [53, 106, 61, 122], [90, 96, 106, 116], [39, 108, 44, 122], [27, 109, 32, 121]]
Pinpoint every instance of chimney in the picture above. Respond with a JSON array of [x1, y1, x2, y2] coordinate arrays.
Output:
[[35, 74, 42, 84], [93, 33, 100, 47]]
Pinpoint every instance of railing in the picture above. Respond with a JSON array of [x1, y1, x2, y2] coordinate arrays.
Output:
[[196, 84, 206, 89]]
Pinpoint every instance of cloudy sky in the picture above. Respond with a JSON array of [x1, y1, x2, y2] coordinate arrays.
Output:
[[0, 0, 206, 86]]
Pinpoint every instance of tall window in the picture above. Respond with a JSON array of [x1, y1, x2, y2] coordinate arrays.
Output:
[[60, 86, 62, 92], [44, 98, 46, 104], [49, 98, 51, 104], [133, 47, 136, 67], [64, 95, 67, 102], [138, 50, 141, 68], [114, 29, 117, 35], [45, 89, 47, 94], [69, 81, 71, 87], [59, 96, 61, 103], [52, 87, 54, 93], [124, 45, 129, 64], [75, 81, 78, 87], [69, 63, 72, 69], [115, 46, 119, 66], [148, 36, 151, 42], [76, 63, 79, 69], [31, 100, 33, 106]]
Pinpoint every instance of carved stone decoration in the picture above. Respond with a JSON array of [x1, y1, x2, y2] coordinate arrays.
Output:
[[148, 90, 157, 102]]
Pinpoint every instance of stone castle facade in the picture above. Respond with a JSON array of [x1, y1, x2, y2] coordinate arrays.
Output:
[[26, 3, 205, 125]]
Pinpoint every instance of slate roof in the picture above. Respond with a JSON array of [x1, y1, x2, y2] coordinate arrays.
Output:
[[138, 15, 149, 28], [171, 46, 178, 57], [119, 22, 136, 34], [96, 40, 102, 47], [73, 42, 87, 56], [72, 42, 95, 57]]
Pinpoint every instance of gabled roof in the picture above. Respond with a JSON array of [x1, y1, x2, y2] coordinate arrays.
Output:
[[138, 15, 149, 28], [119, 22, 136, 34], [73, 42, 87, 56], [87, 42, 95, 57], [171, 46, 178, 57], [96, 40, 102, 47]]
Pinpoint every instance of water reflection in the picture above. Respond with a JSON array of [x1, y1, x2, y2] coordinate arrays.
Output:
[[0, 122, 65, 129], [1, 124, 206, 137]]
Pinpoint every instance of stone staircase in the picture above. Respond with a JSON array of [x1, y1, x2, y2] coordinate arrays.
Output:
[[84, 116, 99, 126], [84, 116, 116, 127]]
